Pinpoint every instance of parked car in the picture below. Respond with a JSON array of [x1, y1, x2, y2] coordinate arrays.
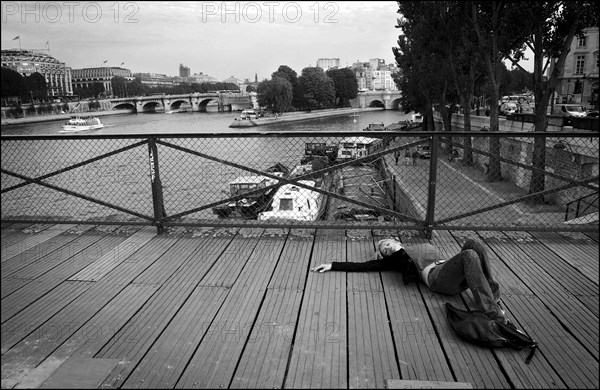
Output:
[[554, 104, 587, 117], [416, 145, 431, 159], [585, 109, 599, 118], [500, 102, 518, 116]]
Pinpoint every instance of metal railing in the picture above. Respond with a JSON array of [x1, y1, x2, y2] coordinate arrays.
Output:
[[1, 130, 598, 237]]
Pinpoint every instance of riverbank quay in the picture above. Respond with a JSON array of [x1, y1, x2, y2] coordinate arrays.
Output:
[[1, 223, 597, 389], [0, 109, 133, 126], [229, 107, 381, 128]]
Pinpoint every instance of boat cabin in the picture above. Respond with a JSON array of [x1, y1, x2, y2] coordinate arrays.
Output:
[[337, 136, 381, 162], [229, 176, 270, 197]]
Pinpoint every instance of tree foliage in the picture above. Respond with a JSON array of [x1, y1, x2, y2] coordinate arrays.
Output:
[[257, 76, 293, 114], [297, 67, 336, 111], [1, 67, 27, 99], [326, 68, 358, 107]]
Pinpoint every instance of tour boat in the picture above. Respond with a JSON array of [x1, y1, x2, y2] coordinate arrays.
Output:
[[60, 116, 104, 133]]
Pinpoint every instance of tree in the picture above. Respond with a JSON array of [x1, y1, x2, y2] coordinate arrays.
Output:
[[257, 76, 293, 113], [326, 68, 358, 107], [111, 76, 128, 97], [297, 67, 336, 111], [1, 67, 27, 101], [393, 1, 451, 132], [24, 72, 47, 102], [500, 1, 599, 202], [272, 65, 301, 109]]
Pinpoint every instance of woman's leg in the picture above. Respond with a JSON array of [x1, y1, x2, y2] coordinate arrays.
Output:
[[460, 239, 500, 302], [428, 248, 504, 320]]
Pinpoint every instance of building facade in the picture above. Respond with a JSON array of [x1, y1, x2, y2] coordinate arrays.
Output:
[[71, 67, 133, 96], [179, 63, 190, 78], [1, 49, 73, 97], [133, 72, 177, 87], [316, 58, 340, 71], [351, 58, 398, 91], [550, 27, 599, 108]]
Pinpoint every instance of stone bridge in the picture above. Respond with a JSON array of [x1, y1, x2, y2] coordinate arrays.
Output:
[[110, 92, 254, 113], [350, 90, 403, 110]]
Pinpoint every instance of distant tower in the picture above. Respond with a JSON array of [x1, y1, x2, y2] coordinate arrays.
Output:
[[255, 73, 258, 82]]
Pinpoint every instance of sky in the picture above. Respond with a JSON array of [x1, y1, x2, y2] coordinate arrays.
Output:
[[1, 1, 534, 82]]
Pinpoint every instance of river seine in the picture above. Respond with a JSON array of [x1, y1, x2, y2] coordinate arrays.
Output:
[[1, 109, 411, 135], [2, 108, 415, 223]]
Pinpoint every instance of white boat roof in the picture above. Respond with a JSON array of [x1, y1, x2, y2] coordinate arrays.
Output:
[[340, 136, 377, 144]]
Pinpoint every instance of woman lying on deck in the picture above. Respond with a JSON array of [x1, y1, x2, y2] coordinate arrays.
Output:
[[311, 238, 510, 325]]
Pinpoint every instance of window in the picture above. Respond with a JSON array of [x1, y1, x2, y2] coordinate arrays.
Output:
[[280, 199, 293, 211], [577, 36, 587, 48], [575, 55, 585, 74]]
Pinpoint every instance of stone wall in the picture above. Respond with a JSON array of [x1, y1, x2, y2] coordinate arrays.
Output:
[[434, 113, 599, 206]]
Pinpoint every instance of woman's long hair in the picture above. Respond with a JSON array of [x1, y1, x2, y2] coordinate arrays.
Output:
[[395, 248, 420, 285]]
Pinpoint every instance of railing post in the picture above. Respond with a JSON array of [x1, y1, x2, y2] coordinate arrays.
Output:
[[147, 137, 166, 234], [425, 134, 439, 239]]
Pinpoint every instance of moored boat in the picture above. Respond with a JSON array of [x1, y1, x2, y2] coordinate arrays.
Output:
[[336, 136, 383, 163], [257, 179, 324, 222], [60, 116, 104, 133], [212, 163, 289, 219]]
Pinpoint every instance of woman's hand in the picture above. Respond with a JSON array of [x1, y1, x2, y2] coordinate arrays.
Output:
[[311, 263, 332, 273]]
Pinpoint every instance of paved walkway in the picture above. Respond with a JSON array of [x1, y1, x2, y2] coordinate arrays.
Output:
[[382, 137, 566, 229]]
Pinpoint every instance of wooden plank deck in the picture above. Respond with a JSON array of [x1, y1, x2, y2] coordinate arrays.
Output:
[[1, 224, 598, 389]]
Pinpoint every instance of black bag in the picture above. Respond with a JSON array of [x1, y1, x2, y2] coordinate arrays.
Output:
[[445, 303, 538, 364]]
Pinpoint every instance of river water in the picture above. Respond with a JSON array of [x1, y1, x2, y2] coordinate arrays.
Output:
[[1, 108, 410, 135], [2, 109, 413, 223]]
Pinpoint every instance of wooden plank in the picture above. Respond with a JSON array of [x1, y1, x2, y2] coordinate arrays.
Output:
[[501, 294, 599, 388], [554, 231, 599, 261], [230, 289, 304, 389], [528, 231, 598, 284], [39, 357, 120, 389], [116, 286, 230, 388], [0, 223, 35, 239], [285, 229, 347, 389], [346, 230, 400, 389], [0, 234, 177, 383], [1, 225, 95, 278], [1, 234, 126, 320], [268, 228, 314, 291], [7, 284, 158, 389], [388, 379, 473, 388], [1, 224, 75, 262], [230, 228, 311, 389], [583, 231, 599, 242], [1, 281, 93, 353], [0, 224, 51, 249], [68, 226, 156, 282], [483, 231, 599, 353], [175, 229, 288, 389], [499, 231, 598, 316], [97, 230, 238, 388]]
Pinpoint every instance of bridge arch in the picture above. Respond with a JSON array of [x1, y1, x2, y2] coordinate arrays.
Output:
[[197, 98, 220, 112], [140, 101, 163, 113], [112, 102, 136, 111]]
